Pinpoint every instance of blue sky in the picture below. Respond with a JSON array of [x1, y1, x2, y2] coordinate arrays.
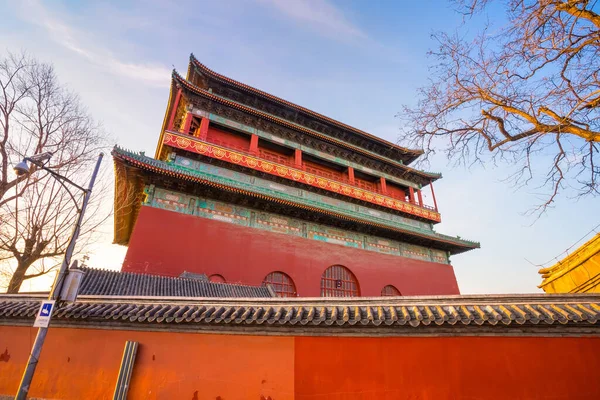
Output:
[[1, 0, 597, 293]]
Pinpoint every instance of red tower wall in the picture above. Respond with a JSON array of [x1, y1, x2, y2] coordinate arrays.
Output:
[[122, 206, 460, 296]]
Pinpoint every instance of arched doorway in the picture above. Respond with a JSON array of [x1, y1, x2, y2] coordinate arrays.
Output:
[[320, 265, 360, 297]]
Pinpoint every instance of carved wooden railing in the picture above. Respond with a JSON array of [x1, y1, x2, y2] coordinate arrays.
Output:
[[202, 135, 432, 206]]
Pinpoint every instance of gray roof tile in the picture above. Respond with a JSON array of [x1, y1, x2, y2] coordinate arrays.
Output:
[[76, 266, 272, 298]]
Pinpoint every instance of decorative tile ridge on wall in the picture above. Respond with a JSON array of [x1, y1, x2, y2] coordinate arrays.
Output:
[[112, 146, 479, 249], [144, 185, 450, 264], [163, 131, 442, 222], [2, 292, 600, 329]]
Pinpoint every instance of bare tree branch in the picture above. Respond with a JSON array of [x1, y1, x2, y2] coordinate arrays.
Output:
[[400, 0, 600, 210]]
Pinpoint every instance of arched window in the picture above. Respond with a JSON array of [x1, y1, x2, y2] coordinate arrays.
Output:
[[321, 265, 360, 297], [262, 271, 297, 297], [209, 274, 226, 283], [381, 285, 401, 296]]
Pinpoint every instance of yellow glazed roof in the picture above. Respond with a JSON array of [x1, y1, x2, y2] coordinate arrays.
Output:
[[539, 233, 600, 293]]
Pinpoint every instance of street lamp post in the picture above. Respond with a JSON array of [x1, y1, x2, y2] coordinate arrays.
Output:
[[13, 152, 104, 400]]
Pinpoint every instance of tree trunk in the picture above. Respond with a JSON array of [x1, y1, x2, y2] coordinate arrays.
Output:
[[6, 262, 31, 294]]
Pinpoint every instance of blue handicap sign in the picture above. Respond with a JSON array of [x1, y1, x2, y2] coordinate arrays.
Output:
[[34, 300, 55, 328], [40, 302, 53, 316]]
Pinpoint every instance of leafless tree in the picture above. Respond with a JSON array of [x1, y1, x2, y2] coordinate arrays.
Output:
[[0, 52, 109, 293], [401, 0, 599, 210]]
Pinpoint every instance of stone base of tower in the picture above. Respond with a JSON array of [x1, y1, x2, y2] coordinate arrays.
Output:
[[121, 206, 460, 296]]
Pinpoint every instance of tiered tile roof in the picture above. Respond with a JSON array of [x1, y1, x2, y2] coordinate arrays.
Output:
[[187, 54, 424, 165], [170, 70, 442, 182]]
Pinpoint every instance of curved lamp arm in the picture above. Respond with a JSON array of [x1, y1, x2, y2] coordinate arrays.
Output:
[[24, 158, 88, 212]]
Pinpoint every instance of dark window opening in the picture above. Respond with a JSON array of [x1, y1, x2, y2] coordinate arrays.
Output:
[[209, 274, 226, 283], [381, 285, 401, 296]]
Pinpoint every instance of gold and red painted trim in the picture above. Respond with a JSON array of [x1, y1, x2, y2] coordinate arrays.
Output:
[[171, 71, 440, 182], [163, 131, 441, 222], [114, 151, 477, 250]]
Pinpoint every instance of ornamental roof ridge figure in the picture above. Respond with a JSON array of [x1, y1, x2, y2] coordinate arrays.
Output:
[[112, 54, 480, 297]]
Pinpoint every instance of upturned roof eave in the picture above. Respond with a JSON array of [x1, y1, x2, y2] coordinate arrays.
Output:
[[187, 54, 424, 163], [539, 233, 600, 288]]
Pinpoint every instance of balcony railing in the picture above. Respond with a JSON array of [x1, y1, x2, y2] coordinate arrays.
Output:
[[172, 131, 438, 214], [258, 149, 294, 166], [203, 137, 250, 154]]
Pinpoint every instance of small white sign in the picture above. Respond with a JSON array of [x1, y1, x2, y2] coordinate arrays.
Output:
[[268, 183, 287, 192], [33, 300, 55, 328]]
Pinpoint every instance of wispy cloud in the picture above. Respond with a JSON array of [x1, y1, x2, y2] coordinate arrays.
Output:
[[257, 0, 367, 40], [15, 0, 170, 88]]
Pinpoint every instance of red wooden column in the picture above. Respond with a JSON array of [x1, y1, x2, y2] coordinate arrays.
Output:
[[417, 189, 423, 207], [181, 113, 193, 134], [167, 88, 182, 131], [430, 180, 439, 211], [379, 177, 387, 194], [198, 117, 209, 140], [347, 167, 355, 185], [409, 187, 416, 204], [249, 134, 259, 155], [294, 149, 303, 169]]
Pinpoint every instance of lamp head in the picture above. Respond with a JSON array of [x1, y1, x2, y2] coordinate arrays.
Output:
[[13, 160, 30, 176], [29, 152, 52, 163], [13, 152, 52, 177]]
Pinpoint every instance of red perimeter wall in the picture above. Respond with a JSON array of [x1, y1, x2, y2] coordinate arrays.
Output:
[[0, 326, 294, 399], [1, 325, 600, 399], [122, 206, 460, 296]]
